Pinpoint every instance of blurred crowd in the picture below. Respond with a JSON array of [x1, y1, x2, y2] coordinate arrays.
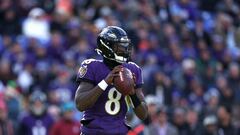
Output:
[[0, 0, 240, 135]]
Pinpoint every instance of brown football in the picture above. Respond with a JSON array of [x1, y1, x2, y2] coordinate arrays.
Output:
[[113, 67, 135, 95]]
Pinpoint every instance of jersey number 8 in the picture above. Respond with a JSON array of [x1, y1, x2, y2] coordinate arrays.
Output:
[[105, 88, 122, 115]]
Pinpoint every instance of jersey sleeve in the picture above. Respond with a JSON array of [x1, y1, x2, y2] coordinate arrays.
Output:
[[128, 62, 144, 89], [76, 59, 96, 84]]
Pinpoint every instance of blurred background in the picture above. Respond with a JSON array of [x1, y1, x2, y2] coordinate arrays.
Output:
[[0, 0, 240, 135]]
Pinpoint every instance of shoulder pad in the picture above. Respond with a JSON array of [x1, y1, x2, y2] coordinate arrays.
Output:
[[81, 59, 100, 65], [128, 61, 140, 68]]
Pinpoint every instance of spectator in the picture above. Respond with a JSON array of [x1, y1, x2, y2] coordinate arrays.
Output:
[[152, 71, 173, 106], [141, 54, 159, 95], [48, 70, 75, 103], [49, 101, 80, 135], [0, 99, 14, 135], [203, 88, 219, 116], [0, 8, 21, 35], [215, 76, 234, 107], [172, 107, 189, 135], [18, 90, 54, 135], [4, 81, 21, 133], [144, 95, 160, 125], [195, 47, 217, 88], [216, 0, 240, 21], [186, 109, 202, 135], [47, 31, 65, 62], [187, 79, 205, 113], [17, 62, 34, 93], [217, 106, 238, 135], [148, 106, 178, 135], [0, 59, 16, 85], [202, 115, 218, 135], [22, 8, 50, 44], [192, 19, 211, 46], [227, 63, 240, 103], [166, 43, 183, 86]]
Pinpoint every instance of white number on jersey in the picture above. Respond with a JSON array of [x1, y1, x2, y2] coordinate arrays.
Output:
[[32, 121, 47, 135], [105, 88, 122, 115]]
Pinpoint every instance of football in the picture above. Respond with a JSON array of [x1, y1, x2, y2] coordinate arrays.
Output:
[[113, 67, 135, 95]]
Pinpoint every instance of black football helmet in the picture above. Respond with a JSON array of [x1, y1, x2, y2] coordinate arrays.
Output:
[[96, 26, 132, 63]]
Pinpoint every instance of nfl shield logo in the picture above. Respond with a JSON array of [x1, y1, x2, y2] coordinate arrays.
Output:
[[78, 66, 87, 78]]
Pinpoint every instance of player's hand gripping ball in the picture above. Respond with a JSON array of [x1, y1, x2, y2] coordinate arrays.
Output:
[[113, 67, 135, 95]]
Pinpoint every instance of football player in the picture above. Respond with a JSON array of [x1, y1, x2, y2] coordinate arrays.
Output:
[[75, 26, 148, 135]]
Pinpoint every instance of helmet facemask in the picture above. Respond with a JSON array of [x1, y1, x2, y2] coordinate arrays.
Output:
[[112, 42, 132, 63], [96, 38, 132, 63]]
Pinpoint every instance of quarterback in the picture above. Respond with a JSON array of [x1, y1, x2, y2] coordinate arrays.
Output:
[[75, 26, 148, 135]]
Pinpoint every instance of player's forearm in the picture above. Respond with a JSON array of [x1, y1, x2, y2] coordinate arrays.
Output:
[[75, 86, 103, 112], [130, 88, 148, 120], [134, 102, 148, 120]]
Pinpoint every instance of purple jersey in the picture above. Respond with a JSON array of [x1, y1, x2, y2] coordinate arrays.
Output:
[[77, 59, 143, 135], [19, 113, 54, 135]]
